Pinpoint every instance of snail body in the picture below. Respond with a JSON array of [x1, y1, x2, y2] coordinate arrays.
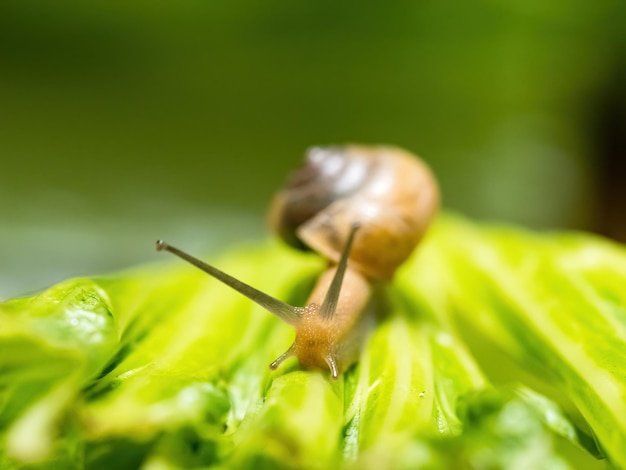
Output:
[[157, 145, 438, 378]]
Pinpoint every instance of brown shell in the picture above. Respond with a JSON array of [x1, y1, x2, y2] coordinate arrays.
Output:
[[269, 145, 439, 281]]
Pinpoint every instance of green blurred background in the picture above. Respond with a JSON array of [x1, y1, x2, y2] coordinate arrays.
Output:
[[1, 1, 625, 299]]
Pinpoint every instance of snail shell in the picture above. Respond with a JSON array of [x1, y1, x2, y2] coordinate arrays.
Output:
[[269, 145, 439, 281]]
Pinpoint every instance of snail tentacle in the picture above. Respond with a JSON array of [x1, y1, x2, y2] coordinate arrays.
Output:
[[155, 240, 302, 325], [325, 355, 339, 380], [319, 222, 360, 320], [270, 345, 296, 370]]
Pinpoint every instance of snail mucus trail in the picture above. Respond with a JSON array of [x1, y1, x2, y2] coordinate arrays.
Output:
[[156, 145, 439, 379]]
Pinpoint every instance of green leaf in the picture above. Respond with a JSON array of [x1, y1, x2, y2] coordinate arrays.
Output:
[[1, 279, 117, 464], [412, 216, 624, 465], [2, 217, 623, 469]]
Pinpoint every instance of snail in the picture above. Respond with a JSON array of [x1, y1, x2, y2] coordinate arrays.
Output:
[[156, 145, 439, 379]]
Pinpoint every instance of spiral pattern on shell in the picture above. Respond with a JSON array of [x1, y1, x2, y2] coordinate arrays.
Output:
[[269, 145, 439, 281]]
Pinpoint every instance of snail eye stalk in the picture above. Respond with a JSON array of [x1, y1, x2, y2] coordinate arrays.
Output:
[[318, 223, 360, 320], [156, 240, 302, 325]]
